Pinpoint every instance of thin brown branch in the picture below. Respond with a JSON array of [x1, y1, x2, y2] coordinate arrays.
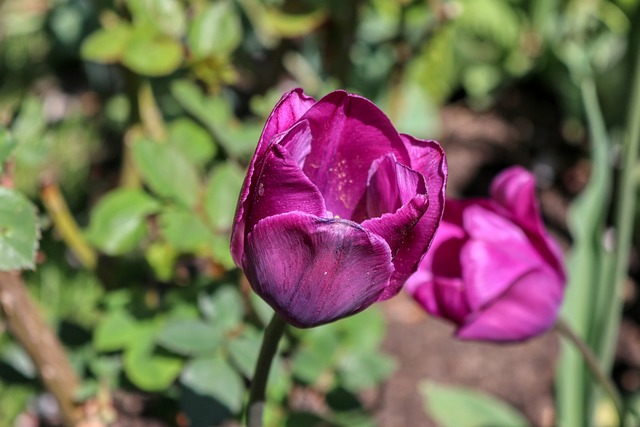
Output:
[[0, 271, 81, 426]]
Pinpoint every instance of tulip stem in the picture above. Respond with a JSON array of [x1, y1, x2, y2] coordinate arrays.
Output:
[[246, 313, 287, 427], [556, 317, 625, 425]]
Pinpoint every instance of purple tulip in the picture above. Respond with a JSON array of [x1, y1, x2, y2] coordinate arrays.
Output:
[[406, 166, 566, 342], [231, 89, 447, 328]]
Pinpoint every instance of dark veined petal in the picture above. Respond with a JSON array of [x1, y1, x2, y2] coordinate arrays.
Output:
[[456, 269, 563, 342], [244, 122, 326, 239], [243, 212, 394, 328], [231, 89, 315, 266], [299, 91, 411, 221]]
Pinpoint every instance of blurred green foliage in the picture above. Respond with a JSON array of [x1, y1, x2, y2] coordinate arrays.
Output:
[[0, 0, 638, 425]]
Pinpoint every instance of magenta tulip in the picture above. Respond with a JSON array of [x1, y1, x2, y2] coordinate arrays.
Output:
[[406, 166, 566, 342], [231, 89, 447, 328]]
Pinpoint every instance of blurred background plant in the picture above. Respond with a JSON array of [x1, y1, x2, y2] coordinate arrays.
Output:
[[1, 0, 640, 426]]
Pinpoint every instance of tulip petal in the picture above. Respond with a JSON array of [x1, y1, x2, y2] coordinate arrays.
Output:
[[408, 275, 470, 323], [362, 191, 428, 299], [463, 204, 530, 245], [489, 167, 566, 284], [490, 166, 541, 235], [361, 155, 429, 298], [260, 88, 317, 155], [461, 239, 541, 311], [366, 154, 427, 218], [244, 212, 394, 328], [400, 135, 447, 230], [456, 269, 562, 342], [300, 91, 411, 221], [368, 137, 447, 301], [245, 122, 326, 235], [231, 89, 315, 266], [363, 154, 429, 298]]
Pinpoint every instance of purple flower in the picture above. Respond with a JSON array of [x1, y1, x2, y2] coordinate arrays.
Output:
[[406, 166, 566, 342], [231, 89, 447, 328]]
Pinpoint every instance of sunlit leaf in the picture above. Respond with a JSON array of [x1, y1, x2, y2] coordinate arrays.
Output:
[[85, 189, 160, 255], [131, 0, 186, 38], [132, 138, 200, 207], [205, 163, 245, 231], [145, 242, 177, 281], [188, 1, 242, 58], [0, 188, 38, 270], [157, 319, 222, 356], [420, 382, 530, 427], [124, 323, 183, 391], [94, 310, 139, 352], [159, 208, 212, 252], [168, 118, 217, 168], [0, 127, 18, 169], [122, 31, 182, 76], [81, 24, 133, 63]]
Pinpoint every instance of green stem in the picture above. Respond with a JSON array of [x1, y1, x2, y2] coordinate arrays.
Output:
[[246, 313, 287, 427], [556, 318, 625, 426], [40, 181, 97, 269], [601, 9, 640, 372]]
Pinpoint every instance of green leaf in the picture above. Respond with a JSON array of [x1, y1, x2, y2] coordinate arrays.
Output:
[[261, 7, 327, 38], [292, 327, 340, 384], [168, 118, 217, 168], [188, 1, 242, 58], [209, 233, 235, 269], [132, 138, 200, 207], [0, 127, 18, 168], [144, 242, 177, 281], [181, 356, 244, 413], [171, 80, 259, 159], [227, 328, 261, 377], [225, 124, 263, 159], [159, 208, 212, 252], [81, 24, 133, 63], [338, 308, 386, 351], [205, 163, 245, 231], [94, 310, 139, 352], [0, 188, 38, 270], [250, 292, 274, 326], [0, 343, 36, 379], [124, 323, 183, 391], [122, 31, 182, 76], [171, 80, 228, 130], [130, 0, 186, 38], [202, 285, 243, 332], [89, 356, 122, 387], [379, 81, 439, 138], [337, 351, 395, 392], [420, 382, 530, 427], [85, 189, 160, 255], [157, 319, 222, 356]]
